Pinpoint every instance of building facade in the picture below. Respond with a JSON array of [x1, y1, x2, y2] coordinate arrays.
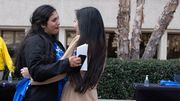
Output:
[[0, 0, 179, 59]]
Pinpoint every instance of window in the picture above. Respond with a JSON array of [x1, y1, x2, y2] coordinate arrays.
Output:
[[167, 33, 180, 59], [66, 31, 77, 48], [106, 32, 117, 58], [140, 32, 157, 59], [0, 30, 25, 58], [66, 31, 117, 58]]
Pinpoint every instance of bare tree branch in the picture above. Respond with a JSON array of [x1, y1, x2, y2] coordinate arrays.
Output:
[[117, 0, 131, 59], [142, 0, 179, 59], [131, 0, 145, 59]]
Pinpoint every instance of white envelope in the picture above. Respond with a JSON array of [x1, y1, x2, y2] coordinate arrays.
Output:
[[77, 43, 88, 71]]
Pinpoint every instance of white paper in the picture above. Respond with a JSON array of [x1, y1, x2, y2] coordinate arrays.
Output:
[[77, 43, 88, 71]]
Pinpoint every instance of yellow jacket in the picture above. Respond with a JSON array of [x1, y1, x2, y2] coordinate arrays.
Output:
[[0, 37, 14, 72]]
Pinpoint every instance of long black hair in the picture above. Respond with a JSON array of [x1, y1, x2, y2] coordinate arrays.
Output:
[[68, 7, 107, 93], [14, 5, 56, 77]]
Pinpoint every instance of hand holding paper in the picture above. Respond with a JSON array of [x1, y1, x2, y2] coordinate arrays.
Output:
[[77, 44, 88, 71]]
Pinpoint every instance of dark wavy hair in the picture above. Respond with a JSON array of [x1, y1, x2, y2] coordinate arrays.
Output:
[[14, 5, 56, 77], [29, 4, 56, 34], [68, 7, 107, 93]]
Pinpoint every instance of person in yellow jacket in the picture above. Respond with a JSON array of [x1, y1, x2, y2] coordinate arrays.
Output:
[[0, 37, 14, 80]]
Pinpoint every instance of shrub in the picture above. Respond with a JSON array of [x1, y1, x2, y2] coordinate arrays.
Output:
[[97, 58, 180, 99], [3, 58, 180, 99]]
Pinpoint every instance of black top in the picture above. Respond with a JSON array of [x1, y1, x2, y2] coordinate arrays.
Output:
[[133, 83, 180, 101], [0, 80, 20, 101]]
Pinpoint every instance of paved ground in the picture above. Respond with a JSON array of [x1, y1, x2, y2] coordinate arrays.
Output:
[[98, 99, 135, 101]]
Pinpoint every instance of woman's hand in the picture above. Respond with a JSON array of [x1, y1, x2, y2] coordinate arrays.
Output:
[[21, 67, 31, 79], [69, 56, 81, 67]]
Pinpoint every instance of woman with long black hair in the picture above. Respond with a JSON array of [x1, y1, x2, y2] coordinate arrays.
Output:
[[60, 7, 107, 101]]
